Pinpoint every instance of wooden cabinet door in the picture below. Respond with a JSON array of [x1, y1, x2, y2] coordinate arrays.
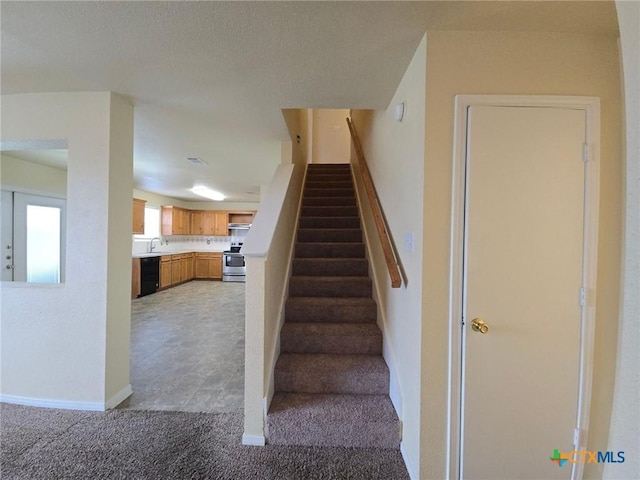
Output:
[[180, 255, 188, 280], [213, 212, 228, 236], [186, 254, 194, 280], [171, 256, 181, 284], [200, 211, 215, 235], [160, 257, 172, 288], [190, 211, 204, 235], [195, 254, 209, 278], [131, 258, 141, 298], [211, 253, 222, 279], [132, 199, 146, 234], [161, 206, 174, 235]]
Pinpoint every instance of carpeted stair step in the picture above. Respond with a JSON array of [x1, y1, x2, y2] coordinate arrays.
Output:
[[274, 353, 389, 394], [306, 169, 351, 175], [298, 216, 360, 229], [302, 197, 356, 207], [304, 180, 354, 190], [297, 228, 362, 243], [304, 188, 354, 198], [305, 173, 352, 182], [295, 242, 365, 258], [301, 206, 359, 217], [285, 297, 377, 323], [280, 323, 382, 354], [292, 258, 368, 276], [267, 392, 401, 448], [307, 166, 351, 170], [289, 276, 372, 298]]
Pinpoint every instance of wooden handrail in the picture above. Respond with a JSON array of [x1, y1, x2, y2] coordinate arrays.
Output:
[[346, 117, 402, 288]]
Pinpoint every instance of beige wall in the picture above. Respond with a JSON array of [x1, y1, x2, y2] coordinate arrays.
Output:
[[0, 153, 67, 197], [350, 34, 426, 479], [421, 31, 622, 478], [605, 3, 640, 478], [311, 109, 351, 164], [282, 108, 312, 166], [0, 92, 134, 409]]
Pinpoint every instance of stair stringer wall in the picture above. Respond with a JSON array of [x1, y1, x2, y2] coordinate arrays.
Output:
[[349, 162, 404, 422], [263, 165, 310, 420], [243, 162, 306, 445]]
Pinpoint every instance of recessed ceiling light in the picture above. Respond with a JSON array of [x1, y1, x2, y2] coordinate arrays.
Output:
[[191, 186, 225, 201], [187, 157, 208, 165]]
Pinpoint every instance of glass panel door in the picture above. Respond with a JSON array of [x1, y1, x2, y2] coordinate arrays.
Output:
[[13, 192, 66, 283], [26, 204, 61, 283]]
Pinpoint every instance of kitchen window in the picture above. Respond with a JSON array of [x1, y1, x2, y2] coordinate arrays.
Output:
[[134, 206, 160, 239]]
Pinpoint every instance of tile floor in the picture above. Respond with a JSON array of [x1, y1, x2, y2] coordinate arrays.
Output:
[[119, 280, 245, 413]]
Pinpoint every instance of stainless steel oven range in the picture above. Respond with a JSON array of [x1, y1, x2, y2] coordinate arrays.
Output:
[[222, 243, 246, 282]]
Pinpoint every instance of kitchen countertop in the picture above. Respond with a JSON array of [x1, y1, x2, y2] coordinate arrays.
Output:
[[133, 250, 226, 258]]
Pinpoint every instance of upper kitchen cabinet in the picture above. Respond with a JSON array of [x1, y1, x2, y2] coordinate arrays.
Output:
[[190, 210, 204, 235], [161, 206, 190, 235], [228, 211, 255, 225], [199, 210, 227, 236], [132, 198, 146, 234]]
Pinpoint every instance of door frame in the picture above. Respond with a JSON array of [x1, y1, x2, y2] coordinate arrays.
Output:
[[447, 95, 600, 480]]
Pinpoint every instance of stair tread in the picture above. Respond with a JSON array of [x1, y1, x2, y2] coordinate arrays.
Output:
[[275, 353, 387, 373], [291, 275, 370, 281], [269, 392, 397, 421], [267, 392, 400, 448], [281, 322, 381, 335], [295, 242, 364, 247], [287, 296, 376, 306]]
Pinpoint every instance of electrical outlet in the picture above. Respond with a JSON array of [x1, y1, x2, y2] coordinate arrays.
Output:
[[404, 232, 414, 252]]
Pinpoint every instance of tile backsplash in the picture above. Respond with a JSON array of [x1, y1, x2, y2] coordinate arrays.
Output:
[[132, 235, 243, 255]]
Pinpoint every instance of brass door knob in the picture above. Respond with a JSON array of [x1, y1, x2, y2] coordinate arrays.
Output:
[[471, 318, 489, 334]]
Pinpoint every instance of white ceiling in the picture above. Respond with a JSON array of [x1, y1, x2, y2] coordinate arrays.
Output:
[[0, 1, 618, 202]]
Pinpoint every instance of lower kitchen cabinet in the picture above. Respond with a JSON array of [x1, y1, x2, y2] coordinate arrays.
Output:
[[186, 253, 194, 280], [160, 256, 172, 289], [195, 252, 222, 280], [131, 258, 141, 299]]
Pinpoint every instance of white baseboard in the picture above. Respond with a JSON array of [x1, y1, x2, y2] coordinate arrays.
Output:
[[401, 441, 419, 480], [106, 384, 133, 409], [242, 434, 266, 446], [1, 384, 133, 411], [0, 394, 105, 411]]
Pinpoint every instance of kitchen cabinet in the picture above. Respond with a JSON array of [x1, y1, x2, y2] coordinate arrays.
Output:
[[185, 253, 194, 280], [171, 254, 182, 284], [190, 211, 204, 235], [161, 206, 190, 235], [213, 212, 228, 236], [228, 211, 255, 225], [195, 252, 222, 279], [200, 211, 227, 236], [159, 256, 172, 289], [131, 258, 141, 298], [180, 254, 189, 281], [211, 253, 222, 279], [132, 199, 146, 234]]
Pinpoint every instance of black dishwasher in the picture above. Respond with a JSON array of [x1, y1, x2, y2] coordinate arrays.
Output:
[[139, 257, 160, 297]]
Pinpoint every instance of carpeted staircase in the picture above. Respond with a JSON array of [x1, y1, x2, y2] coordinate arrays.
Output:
[[266, 163, 401, 449]]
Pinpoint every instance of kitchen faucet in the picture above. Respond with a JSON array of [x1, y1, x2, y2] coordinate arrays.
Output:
[[149, 237, 161, 253]]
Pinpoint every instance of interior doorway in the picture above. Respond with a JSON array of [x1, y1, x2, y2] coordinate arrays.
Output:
[[448, 95, 600, 480]]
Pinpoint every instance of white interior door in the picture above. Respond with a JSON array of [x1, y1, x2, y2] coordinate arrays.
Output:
[[461, 105, 586, 479], [13, 192, 66, 283]]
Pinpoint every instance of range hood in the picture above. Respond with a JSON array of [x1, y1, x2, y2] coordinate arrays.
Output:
[[228, 223, 251, 231]]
